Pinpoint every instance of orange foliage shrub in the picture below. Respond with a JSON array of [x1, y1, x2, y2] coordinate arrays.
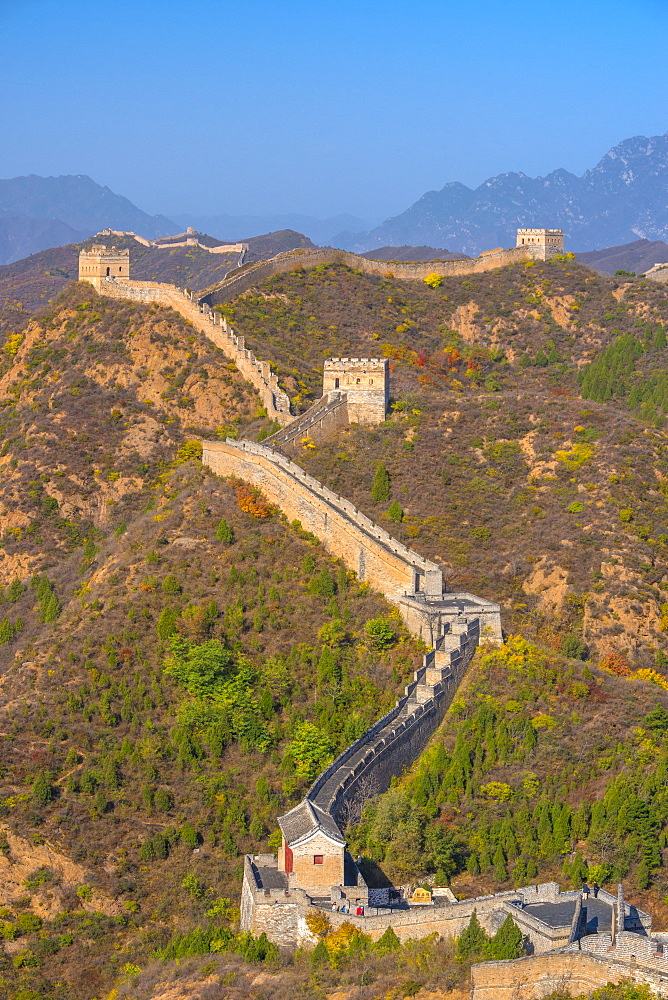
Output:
[[234, 482, 273, 518], [599, 653, 631, 676]]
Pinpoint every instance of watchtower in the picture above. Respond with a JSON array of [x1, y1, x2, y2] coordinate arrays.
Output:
[[323, 357, 388, 424], [78, 245, 130, 290], [516, 228, 564, 260]]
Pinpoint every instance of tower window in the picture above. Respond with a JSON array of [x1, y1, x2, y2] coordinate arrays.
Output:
[[106, 267, 110, 276], [356, 378, 361, 384], [313, 855, 323, 865], [369, 379, 373, 385], [334, 378, 339, 388]]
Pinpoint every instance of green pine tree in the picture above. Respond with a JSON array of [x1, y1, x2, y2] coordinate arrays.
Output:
[[0, 618, 14, 644], [157, 607, 179, 640], [374, 925, 401, 952], [457, 910, 489, 959], [32, 773, 53, 808], [215, 518, 234, 543], [371, 462, 391, 502], [486, 915, 523, 960], [386, 501, 404, 522]]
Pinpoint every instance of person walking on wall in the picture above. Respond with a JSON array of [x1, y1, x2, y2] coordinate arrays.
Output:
[[582, 883, 590, 899]]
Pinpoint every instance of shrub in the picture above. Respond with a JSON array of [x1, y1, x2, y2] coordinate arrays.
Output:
[[560, 634, 589, 660], [162, 574, 181, 594], [424, 273, 444, 289]]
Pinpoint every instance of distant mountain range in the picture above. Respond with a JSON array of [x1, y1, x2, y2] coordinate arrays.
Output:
[[0, 175, 177, 263], [335, 131, 668, 256]]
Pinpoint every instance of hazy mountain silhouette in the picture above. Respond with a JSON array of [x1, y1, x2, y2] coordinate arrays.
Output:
[[335, 132, 668, 256]]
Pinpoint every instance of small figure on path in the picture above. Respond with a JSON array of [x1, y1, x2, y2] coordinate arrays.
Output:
[[582, 883, 590, 899], [593, 883, 599, 898]]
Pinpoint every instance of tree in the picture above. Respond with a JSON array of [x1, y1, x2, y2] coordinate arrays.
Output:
[[32, 773, 53, 808], [457, 910, 489, 959], [371, 462, 391, 502], [308, 568, 336, 599], [364, 617, 396, 650], [157, 607, 179, 640], [163, 637, 234, 697], [386, 501, 404, 522], [374, 926, 401, 952], [162, 574, 181, 594], [285, 722, 333, 781], [317, 619, 347, 648], [486, 915, 523, 960], [6, 578, 24, 602], [215, 518, 234, 543]]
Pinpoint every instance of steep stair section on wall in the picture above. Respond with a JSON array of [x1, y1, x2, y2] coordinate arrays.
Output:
[[307, 619, 479, 830]]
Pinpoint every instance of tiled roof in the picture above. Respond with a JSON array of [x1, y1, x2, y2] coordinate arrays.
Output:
[[278, 798, 345, 847]]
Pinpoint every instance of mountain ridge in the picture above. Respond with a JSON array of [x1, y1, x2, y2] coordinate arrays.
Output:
[[335, 131, 668, 255]]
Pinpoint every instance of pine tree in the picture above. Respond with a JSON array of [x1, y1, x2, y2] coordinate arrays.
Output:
[[493, 844, 507, 881], [386, 501, 403, 522], [0, 618, 14, 645], [6, 578, 24, 602], [457, 910, 489, 959], [310, 938, 330, 968], [32, 773, 53, 808], [215, 518, 234, 543], [487, 915, 523, 960], [375, 925, 400, 952], [157, 607, 179, 640], [371, 462, 391, 502]]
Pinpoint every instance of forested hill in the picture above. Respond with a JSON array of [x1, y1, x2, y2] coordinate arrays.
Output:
[[2, 257, 668, 998]]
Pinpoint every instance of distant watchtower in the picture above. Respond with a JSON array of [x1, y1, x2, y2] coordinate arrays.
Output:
[[323, 357, 389, 424], [79, 245, 130, 290], [516, 228, 564, 261]]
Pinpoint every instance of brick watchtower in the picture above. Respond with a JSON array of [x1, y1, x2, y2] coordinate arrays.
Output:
[[79, 245, 130, 290], [322, 357, 389, 424], [516, 228, 564, 261]]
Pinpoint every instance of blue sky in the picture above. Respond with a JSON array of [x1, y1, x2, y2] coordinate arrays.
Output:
[[2, 0, 668, 221]]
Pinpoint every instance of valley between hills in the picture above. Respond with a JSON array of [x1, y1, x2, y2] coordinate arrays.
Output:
[[0, 250, 668, 998]]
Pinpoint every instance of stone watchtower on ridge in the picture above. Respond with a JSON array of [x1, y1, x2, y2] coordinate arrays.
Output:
[[79, 245, 130, 290], [323, 357, 389, 424], [516, 228, 564, 261]]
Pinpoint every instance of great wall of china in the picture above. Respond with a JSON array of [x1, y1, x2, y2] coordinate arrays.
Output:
[[76, 234, 668, 996]]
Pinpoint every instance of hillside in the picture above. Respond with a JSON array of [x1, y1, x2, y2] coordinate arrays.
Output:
[[0, 281, 423, 998], [219, 258, 668, 664], [576, 238, 668, 276], [337, 130, 668, 255], [3, 260, 668, 997]]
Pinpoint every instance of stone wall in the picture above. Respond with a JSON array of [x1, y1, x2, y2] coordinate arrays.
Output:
[[266, 392, 350, 452], [199, 245, 532, 306], [96, 278, 292, 424], [472, 948, 668, 998], [309, 621, 480, 829], [200, 438, 444, 602]]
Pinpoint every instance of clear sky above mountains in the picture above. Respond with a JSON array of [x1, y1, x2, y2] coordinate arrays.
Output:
[[2, 0, 668, 222]]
